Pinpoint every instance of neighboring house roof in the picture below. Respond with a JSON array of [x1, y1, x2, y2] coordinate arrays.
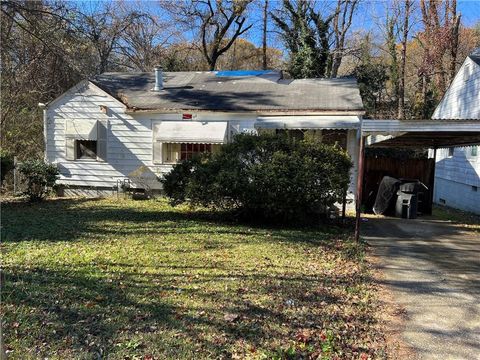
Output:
[[91, 71, 364, 112], [432, 47, 480, 120]]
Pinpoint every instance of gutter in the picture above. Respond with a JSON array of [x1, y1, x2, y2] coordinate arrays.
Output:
[[124, 108, 366, 116]]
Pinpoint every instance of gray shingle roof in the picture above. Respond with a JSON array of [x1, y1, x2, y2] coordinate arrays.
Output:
[[91, 71, 364, 112]]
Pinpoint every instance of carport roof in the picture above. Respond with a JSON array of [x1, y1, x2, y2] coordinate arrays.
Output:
[[362, 119, 480, 148], [367, 131, 480, 148]]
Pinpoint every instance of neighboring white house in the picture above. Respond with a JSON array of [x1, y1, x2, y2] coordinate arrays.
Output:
[[431, 48, 480, 214], [44, 70, 364, 205]]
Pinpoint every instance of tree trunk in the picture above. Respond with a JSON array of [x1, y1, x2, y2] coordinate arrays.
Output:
[[208, 58, 216, 71], [449, 0, 461, 82], [262, 0, 268, 70], [330, 52, 341, 78], [398, 0, 411, 120]]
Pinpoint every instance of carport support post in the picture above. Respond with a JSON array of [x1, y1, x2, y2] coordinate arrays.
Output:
[[354, 133, 365, 242], [429, 147, 437, 215]]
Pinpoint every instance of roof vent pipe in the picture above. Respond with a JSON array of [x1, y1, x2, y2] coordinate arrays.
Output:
[[154, 66, 163, 91]]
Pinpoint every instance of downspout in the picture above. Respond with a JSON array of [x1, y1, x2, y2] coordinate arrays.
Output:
[[38, 103, 47, 161]]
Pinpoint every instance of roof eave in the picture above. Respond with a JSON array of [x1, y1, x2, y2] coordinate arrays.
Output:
[[124, 108, 366, 116]]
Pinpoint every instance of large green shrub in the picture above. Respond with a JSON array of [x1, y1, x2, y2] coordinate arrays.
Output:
[[17, 159, 59, 201], [162, 134, 352, 223]]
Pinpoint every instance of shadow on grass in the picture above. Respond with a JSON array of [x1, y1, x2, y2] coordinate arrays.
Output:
[[1, 197, 351, 244], [2, 198, 375, 358], [3, 262, 374, 358]]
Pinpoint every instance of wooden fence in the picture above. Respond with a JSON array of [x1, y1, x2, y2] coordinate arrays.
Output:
[[363, 157, 435, 215]]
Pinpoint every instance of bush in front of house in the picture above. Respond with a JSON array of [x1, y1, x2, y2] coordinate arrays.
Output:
[[17, 159, 59, 201], [161, 133, 352, 223]]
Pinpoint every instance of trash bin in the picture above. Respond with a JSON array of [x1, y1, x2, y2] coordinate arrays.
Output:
[[395, 192, 418, 219], [395, 180, 423, 219]]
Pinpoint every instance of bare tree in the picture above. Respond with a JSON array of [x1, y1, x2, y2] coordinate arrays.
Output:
[[166, 0, 253, 71], [448, 0, 461, 82], [119, 14, 177, 71], [1, 0, 86, 158], [398, 0, 412, 119], [417, 0, 462, 118], [329, 0, 360, 78], [262, 0, 269, 69], [74, 1, 146, 73]]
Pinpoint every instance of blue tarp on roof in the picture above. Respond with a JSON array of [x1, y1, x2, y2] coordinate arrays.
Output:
[[215, 70, 274, 77]]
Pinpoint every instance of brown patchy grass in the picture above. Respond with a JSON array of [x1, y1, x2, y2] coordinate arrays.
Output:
[[430, 205, 480, 232], [1, 198, 385, 359]]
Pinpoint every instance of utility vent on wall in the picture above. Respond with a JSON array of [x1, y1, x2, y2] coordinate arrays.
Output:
[[439, 198, 446, 204]]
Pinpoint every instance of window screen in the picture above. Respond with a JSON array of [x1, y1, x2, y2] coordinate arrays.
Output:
[[162, 143, 180, 164], [180, 143, 212, 160]]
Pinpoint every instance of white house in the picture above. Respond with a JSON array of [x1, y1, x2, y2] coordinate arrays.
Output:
[[431, 48, 480, 214], [44, 69, 364, 205]]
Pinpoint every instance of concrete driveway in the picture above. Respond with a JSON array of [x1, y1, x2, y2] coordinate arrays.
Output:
[[363, 216, 480, 360]]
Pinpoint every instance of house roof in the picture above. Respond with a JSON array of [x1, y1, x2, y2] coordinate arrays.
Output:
[[91, 71, 364, 112]]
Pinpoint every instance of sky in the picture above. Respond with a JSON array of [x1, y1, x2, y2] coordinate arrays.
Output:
[[74, 0, 480, 49], [248, 0, 480, 47]]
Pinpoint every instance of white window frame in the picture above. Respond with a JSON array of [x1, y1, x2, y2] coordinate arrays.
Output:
[[463, 63, 471, 82], [65, 119, 107, 162]]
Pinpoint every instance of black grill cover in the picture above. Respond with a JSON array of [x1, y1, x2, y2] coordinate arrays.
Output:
[[373, 176, 401, 215]]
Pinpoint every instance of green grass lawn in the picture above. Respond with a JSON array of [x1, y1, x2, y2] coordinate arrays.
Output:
[[1, 198, 384, 359]]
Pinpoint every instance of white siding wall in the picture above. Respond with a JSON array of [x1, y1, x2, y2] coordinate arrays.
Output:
[[432, 57, 480, 119], [434, 147, 480, 214], [431, 55, 480, 213], [435, 147, 480, 187], [46, 81, 166, 190], [434, 146, 480, 212], [434, 178, 480, 214], [46, 81, 359, 204], [46, 83, 261, 191]]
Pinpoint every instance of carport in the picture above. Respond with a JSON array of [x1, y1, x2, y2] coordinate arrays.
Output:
[[354, 119, 480, 241]]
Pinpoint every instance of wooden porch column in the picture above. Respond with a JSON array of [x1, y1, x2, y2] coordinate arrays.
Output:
[[354, 133, 365, 242]]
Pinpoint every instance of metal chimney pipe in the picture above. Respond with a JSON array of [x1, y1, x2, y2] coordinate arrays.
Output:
[[154, 66, 163, 91]]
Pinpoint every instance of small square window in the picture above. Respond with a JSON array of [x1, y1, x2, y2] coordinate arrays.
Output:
[[471, 146, 478, 157], [464, 63, 470, 82], [472, 186, 478, 192], [76, 140, 97, 160]]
